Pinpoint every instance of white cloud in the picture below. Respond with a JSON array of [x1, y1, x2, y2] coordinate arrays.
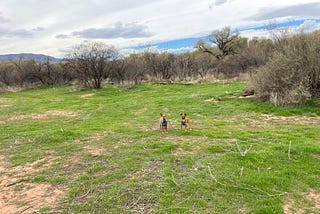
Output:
[[215, 0, 228, 6], [57, 22, 153, 39], [0, 12, 10, 23], [299, 20, 320, 32], [165, 46, 196, 54], [120, 45, 195, 57], [249, 2, 320, 21], [0, 26, 44, 38], [0, 0, 319, 57], [240, 29, 270, 40]]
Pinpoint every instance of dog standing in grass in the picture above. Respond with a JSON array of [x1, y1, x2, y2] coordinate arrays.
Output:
[[159, 113, 168, 133], [180, 113, 191, 130]]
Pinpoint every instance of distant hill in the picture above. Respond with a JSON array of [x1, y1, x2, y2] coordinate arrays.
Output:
[[0, 53, 61, 62]]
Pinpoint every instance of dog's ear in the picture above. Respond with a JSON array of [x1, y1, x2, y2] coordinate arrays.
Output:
[[180, 113, 182, 116], [185, 113, 187, 116], [160, 113, 163, 116]]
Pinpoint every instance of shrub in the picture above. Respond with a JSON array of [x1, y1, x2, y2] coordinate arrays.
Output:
[[252, 31, 320, 105]]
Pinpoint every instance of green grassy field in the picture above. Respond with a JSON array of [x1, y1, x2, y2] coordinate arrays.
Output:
[[0, 82, 320, 213]]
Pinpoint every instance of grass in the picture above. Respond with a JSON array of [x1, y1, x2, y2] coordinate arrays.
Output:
[[0, 82, 320, 213]]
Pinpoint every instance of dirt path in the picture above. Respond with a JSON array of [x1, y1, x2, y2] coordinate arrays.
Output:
[[0, 156, 65, 213]]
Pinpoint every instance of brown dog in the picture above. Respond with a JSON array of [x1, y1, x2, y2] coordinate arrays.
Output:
[[180, 113, 191, 130], [159, 113, 168, 133]]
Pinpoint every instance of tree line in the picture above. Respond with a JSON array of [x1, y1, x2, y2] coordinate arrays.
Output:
[[1, 27, 319, 105], [0, 27, 270, 88]]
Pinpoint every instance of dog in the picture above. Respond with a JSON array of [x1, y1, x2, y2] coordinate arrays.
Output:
[[159, 113, 168, 133], [180, 113, 191, 130]]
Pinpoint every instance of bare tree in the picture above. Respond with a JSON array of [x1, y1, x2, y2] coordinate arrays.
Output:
[[121, 54, 146, 86], [143, 52, 175, 82], [157, 53, 175, 81], [235, 40, 270, 77], [40, 58, 63, 85], [195, 54, 216, 79], [196, 26, 240, 60], [66, 41, 119, 89], [0, 63, 16, 86], [14, 59, 41, 85], [109, 59, 127, 85], [175, 53, 197, 81]]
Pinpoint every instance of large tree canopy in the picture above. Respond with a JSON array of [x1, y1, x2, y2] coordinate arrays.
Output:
[[196, 26, 240, 60]]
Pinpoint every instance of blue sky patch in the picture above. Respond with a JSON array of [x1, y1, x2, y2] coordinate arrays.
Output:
[[131, 19, 320, 53]]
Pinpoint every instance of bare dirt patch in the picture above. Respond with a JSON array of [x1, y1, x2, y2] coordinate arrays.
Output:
[[80, 93, 94, 98], [304, 191, 320, 209], [47, 110, 78, 117], [83, 145, 107, 156], [239, 206, 251, 213], [204, 98, 216, 102], [282, 193, 303, 214], [260, 114, 320, 125], [0, 98, 12, 108], [5, 110, 78, 123], [171, 146, 202, 156], [0, 156, 65, 213], [283, 203, 304, 214], [283, 191, 320, 214], [0, 98, 12, 102], [312, 154, 320, 159], [204, 95, 254, 103], [74, 132, 109, 155], [0, 104, 12, 108], [225, 113, 320, 128]]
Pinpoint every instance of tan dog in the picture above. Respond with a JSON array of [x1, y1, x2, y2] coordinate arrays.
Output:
[[180, 113, 191, 130], [159, 113, 168, 133]]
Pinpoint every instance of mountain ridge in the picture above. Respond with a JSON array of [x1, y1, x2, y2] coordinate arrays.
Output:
[[0, 53, 61, 62]]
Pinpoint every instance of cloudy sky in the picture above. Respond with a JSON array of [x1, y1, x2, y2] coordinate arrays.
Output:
[[0, 0, 320, 57]]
